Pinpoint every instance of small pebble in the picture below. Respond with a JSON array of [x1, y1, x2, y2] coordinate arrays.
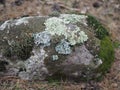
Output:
[[111, 83, 118, 88], [93, 2, 101, 8]]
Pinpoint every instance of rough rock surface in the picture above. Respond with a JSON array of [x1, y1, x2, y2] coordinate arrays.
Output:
[[0, 14, 111, 81]]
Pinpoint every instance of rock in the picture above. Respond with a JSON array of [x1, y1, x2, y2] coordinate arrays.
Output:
[[63, 45, 94, 65], [93, 1, 102, 8], [72, 0, 80, 8], [0, 60, 8, 70], [51, 3, 61, 12], [0, 14, 114, 81], [14, 0, 24, 6], [5, 68, 19, 76], [0, 0, 6, 7], [111, 83, 118, 88], [19, 47, 48, 80]]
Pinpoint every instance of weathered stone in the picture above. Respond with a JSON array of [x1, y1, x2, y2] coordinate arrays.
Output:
[[0, 14, 114, 81]]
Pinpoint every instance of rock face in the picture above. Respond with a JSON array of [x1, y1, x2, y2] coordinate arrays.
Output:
[[0, 14, 114, 81]]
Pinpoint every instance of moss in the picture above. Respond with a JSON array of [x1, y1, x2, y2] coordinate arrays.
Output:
[[97, 36, 114, 75], [87, 15, 109, 39], [3, 35, 34, 60]]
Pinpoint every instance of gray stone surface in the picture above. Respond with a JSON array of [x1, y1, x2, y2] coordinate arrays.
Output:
[[0, 15, 102, 80]]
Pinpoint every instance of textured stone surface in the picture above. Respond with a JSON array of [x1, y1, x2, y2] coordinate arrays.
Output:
[[0, 14, 107, 80]]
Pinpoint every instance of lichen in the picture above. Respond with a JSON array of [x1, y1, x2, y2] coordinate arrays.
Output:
[[19, 47, 48, 80], [75, 31, 88, 44], [55, 40, 72, 54], [33, 31, 51, 46], [52, 55, 59, 61], [93, 58, 103, 68], [44, 17, 67, 36], [60, 14, 88, 25], [13, 17, 31, 26], [0, 20, 12, 30], [0, 17, 33, 31], [44, 14, 88, 45]]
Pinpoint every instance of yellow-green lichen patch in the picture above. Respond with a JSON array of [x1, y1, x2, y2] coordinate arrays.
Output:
[[44, 14, 88, 45], [44, 17, 67, 36]]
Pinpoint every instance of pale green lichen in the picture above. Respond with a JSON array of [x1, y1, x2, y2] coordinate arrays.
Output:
[[60, 14, 88, 24], [33, 31, 51, 46], [44, 14, 88, 45], [44, 17, 67, 36], [77, 31, 88, 43], [55, 40, 72, 54], [52, 55, 59, 61]]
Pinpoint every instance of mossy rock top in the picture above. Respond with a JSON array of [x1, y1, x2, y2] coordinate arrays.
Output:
[[0, 14, 114, 81]]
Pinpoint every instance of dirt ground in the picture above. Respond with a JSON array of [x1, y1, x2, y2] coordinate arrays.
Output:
[[0, 0, 120, 90]]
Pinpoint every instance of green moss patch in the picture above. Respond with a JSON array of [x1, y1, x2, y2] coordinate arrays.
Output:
[[86, 15, 115, 80], [87, 15, 109, 39], [97, 36, 114, 75]]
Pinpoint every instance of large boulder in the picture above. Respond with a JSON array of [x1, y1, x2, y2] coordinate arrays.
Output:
[[0, 14, 114, 81]]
